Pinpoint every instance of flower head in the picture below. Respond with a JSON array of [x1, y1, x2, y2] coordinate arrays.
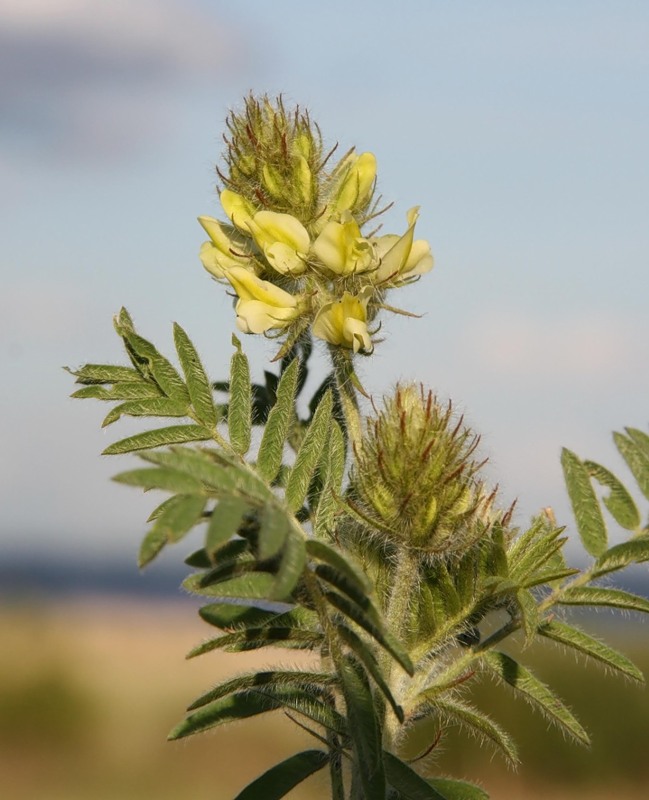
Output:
[[312, 287, 373, 353], [224, 266, 301, 334], [374, 207, 433, 284]]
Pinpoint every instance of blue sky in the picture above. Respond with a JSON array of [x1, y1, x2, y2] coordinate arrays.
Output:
[[1, 0, 647, 562]]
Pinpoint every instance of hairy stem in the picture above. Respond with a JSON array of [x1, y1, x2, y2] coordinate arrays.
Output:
[[329, 345, 363, 451], [382, 546, 420, 745]]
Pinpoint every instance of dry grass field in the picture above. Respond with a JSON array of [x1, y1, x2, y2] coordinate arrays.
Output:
[[1, 598, 647, 799]]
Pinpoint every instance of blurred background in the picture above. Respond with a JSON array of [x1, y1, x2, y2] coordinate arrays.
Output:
[[1, 1, 648, 798]]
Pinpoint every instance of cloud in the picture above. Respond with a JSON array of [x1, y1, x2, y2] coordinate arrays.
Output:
[[0, 0, 244, 159]]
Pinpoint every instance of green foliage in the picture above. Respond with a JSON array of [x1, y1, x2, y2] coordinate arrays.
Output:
[[233, 750, 331, 800], [69, 213, 649, 798], [561, 448, 607, 556], [482, 651, 590, 746]]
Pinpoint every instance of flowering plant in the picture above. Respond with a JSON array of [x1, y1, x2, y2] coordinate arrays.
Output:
[[69, 96, 649, 799]]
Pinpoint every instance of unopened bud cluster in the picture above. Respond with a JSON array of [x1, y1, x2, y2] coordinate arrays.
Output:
[[198, 95, 434, 356], [350, 384, 499, 555]]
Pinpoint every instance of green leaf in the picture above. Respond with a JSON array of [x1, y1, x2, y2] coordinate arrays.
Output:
[[324, 590, 414, 676], [66, 363, 144, 384], [421, 695, 518, 766], [229, 335, 252, 455], [306, 539, 372, 593], [584, 460, 641, 530], [187, 670, 337, 711], [138, 527, 168, 568], [383, 752, 447, 800], [269, 532, 307, 601], [508, 524, 566, 584], [427, 778, 489, 800], [205, 497, 250, 556], [482, 650, 589, 745], [102, 424, 211, 454], [313, 421, 346, 537], [168, 692, 282, 740], [627, 427, 649, 455], [521, 567, 579, 588], [185, 571, 276, 599], [614, 430, 649, 500], [257, 358, 299, 483], [561, 448, 607, 557], [285, 390, 333, 513], [258, 504, 290, 561], [71, 382, 162, 400], [198, 603, 283, 630], [336, 623, 404, 723], [592, 538, 649, 578], [101, 398, 189, 427], [233, 750, 330, 800], [173, 323, 219, 428], [113, 467, 203, 494], [143, 447, 269, 501], [119, 328, 189, 402], [149, 493, 206, 544], [538, 620, 644, 683], [188, 627, 323, 656], [559, 586, 649, 614], [147, 495, 183, 522], [338, 656, 386, 799], [315, 563, 378, 621], [516, 588, 539, 646]]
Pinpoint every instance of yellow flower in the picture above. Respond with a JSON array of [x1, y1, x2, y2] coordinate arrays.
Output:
[[333, 151, 377, 214], [374, 207, 434, 284], [312, 287, 373, 354], [220, 189, 256, 231], [197, 216, 253, 279], [311, 212, 376, 276], [245, 210, 310, 276], [224, 267, 301, 334]]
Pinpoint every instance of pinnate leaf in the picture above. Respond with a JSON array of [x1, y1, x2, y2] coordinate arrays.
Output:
[[257, 358, 299, 482], [229, 335, 252, 455], [285, 390, 333, 513], [482, 650, 589, 745], [559, 586, 649, 614], [584, 459, 641, 530], [102, 424, 211, 455], [233, 750, 330, 800], [538, 619, 644, 683], [615, 429, 649, 500], [173, 323, 218, 428], [561, 448, 607, 557]]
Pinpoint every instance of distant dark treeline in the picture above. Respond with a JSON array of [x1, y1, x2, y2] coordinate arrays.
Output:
[[1, 554, 648, 603], [0, 554, 194, 601]]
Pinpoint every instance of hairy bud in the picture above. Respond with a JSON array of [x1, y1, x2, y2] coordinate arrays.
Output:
[[350, 384, 497, 555], [219, 94, 322, 226]]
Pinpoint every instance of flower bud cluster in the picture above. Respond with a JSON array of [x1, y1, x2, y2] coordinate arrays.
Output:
[[199, 95, 434, 355], [349, 384, 500, 555]]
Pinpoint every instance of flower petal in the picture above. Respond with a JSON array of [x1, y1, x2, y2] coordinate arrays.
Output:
[[220, 190, 256, 231]]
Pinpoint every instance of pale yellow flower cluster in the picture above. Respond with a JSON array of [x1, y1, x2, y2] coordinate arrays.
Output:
[[198, 149, 433, 355]]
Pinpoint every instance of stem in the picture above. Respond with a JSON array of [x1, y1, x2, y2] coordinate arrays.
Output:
[[381, 547, 420, 744], [327, 733, 346, 800], [329, 345, 363, 451]]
